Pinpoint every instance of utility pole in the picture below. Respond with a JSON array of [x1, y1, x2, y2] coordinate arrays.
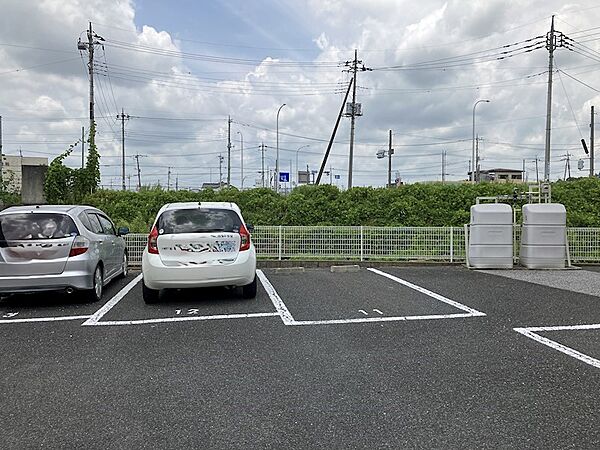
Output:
[[227, 116, 232, 187], [117, 108, 129, 190], [591, 105, 595, 177], [167, 166, 172, 191], [218, 154, 224, 187], [135, 155, 142, 190], [544, 16, 565, 181], [81, 126, 85, 168], [77, 23, 103, 144], [259, 143, 266, 188], [468, 159, 472, 182], [522, 158, 526, 182], [133, 154, 146, 190], [316, 79, 353, 185], [388, 130, 394, 187], [343, 50, 371, 189], [441, 150, 447, 183], [532, 156, 540, 183], [87, 23, 95, 137], [175, 176, 178, 191], [561, 152, 572, 179]]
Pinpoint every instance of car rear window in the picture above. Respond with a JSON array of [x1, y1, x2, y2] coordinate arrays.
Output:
[[158, 208, 242, 235], [0, 213, 79, 240]]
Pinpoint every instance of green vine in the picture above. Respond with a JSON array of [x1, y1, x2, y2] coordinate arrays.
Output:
[[44, 121, 101, 204]]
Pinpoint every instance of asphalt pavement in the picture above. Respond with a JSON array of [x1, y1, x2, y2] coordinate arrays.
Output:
[[0, 265, 599, 448]]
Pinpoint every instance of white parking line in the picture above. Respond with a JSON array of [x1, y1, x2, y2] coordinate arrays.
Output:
[[92, 312, 280, 326], [260, 267, 486, 326], [82, 274, 143, 326], [0, 315, 91, 324], [85, 271, 280, 326], [367, 268, 486, 316], [256, 269, 295, 325], [288, 313, 477, 326], [515, 324, 600, 369]]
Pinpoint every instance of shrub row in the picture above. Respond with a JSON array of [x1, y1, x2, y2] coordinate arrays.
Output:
[[73, 178, 600, 233]]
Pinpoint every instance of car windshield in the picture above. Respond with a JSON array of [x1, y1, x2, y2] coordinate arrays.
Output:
[[0, 213, 79, 240], [158, 208, 242, 234]]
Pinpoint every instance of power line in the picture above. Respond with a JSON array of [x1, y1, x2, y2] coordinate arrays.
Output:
[[102, 38, 343, 67]]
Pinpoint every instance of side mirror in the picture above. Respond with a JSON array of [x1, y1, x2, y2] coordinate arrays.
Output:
[[246, 223, 255, 233], [118, 226, 130, 236]]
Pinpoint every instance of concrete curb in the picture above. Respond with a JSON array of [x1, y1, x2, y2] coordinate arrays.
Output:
[[256, 260, 462, 269], [330, 265, 360, 273], [272, 267, 305, 275]]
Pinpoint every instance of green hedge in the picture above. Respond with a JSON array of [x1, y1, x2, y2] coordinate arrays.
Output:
[[76, 178, 600, 233]]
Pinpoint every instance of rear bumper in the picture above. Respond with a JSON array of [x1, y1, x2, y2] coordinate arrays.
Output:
[[142, 248, 256, 290], [0, 269, 93, 293]]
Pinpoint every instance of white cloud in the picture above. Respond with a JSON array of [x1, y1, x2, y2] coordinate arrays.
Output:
[[1, 0, 600, 189]]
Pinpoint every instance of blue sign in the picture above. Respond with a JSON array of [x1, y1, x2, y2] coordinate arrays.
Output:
[[334, 174, 341, 180], [279, 172, 290, 182]]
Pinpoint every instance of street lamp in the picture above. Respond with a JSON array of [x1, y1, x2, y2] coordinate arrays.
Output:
[[276, 103, 286, 193], [472, 99, 490, 183], [295, 144, 310, 186], [237, 131, 244, 190]]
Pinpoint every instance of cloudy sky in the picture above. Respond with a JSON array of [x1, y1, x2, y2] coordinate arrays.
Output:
[[1, 0, 600, 190]]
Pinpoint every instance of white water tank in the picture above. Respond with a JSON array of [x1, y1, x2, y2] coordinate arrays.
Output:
[[468, 203, 513, 269], [520, 203, 567, 269]]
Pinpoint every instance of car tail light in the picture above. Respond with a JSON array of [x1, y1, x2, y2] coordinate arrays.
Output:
[[148, 226, 159, 254], [239, 224, 251, 251], [69, 235, 90, 257]]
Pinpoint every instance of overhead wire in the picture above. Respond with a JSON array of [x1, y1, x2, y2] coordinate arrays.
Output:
[[371, 36, 546, 71], [102, 38, 343, 67], [555, 64, 585, 140]]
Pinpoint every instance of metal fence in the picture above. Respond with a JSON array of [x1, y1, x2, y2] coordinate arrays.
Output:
[[124, 226, 600, 266]]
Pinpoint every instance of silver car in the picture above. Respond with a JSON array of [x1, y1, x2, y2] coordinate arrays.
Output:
[[0, 205, 129, 302]]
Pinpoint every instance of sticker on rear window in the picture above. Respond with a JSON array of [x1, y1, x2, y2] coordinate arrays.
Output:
[[168, 241, 237, 253]]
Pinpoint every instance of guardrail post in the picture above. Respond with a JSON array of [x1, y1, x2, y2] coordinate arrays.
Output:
[[449, 226, 454, 263], [360, 226, 364, 262], [278, 225, 282, 261]]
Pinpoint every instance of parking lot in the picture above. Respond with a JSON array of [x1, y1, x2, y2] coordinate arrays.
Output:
[[1, 265, 599, 448]]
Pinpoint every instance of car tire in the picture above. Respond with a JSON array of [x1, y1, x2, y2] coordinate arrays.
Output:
[[242, 275, 257, 299], [117, 252, 129, 279], [84, 265, 103, 303], [142, 281, 160, 304]]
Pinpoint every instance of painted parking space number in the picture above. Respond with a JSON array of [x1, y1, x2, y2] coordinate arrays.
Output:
[[2, 312, 19, 318], [175, 309, 199, 315]]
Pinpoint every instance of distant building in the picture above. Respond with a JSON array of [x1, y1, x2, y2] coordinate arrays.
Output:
[[201, 181, 226, 190], [468, 168, 524, 183], [1, 155, 48, 193]]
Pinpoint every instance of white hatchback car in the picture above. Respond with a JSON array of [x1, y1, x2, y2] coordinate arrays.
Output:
[[141, 202, 257, 303]]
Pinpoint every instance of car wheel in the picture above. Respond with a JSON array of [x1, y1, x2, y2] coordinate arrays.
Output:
[[242, 275, 257, 299], [84, 265, 103, 303], [142, 281, 160, 304], [118, 252, 129, 279]]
